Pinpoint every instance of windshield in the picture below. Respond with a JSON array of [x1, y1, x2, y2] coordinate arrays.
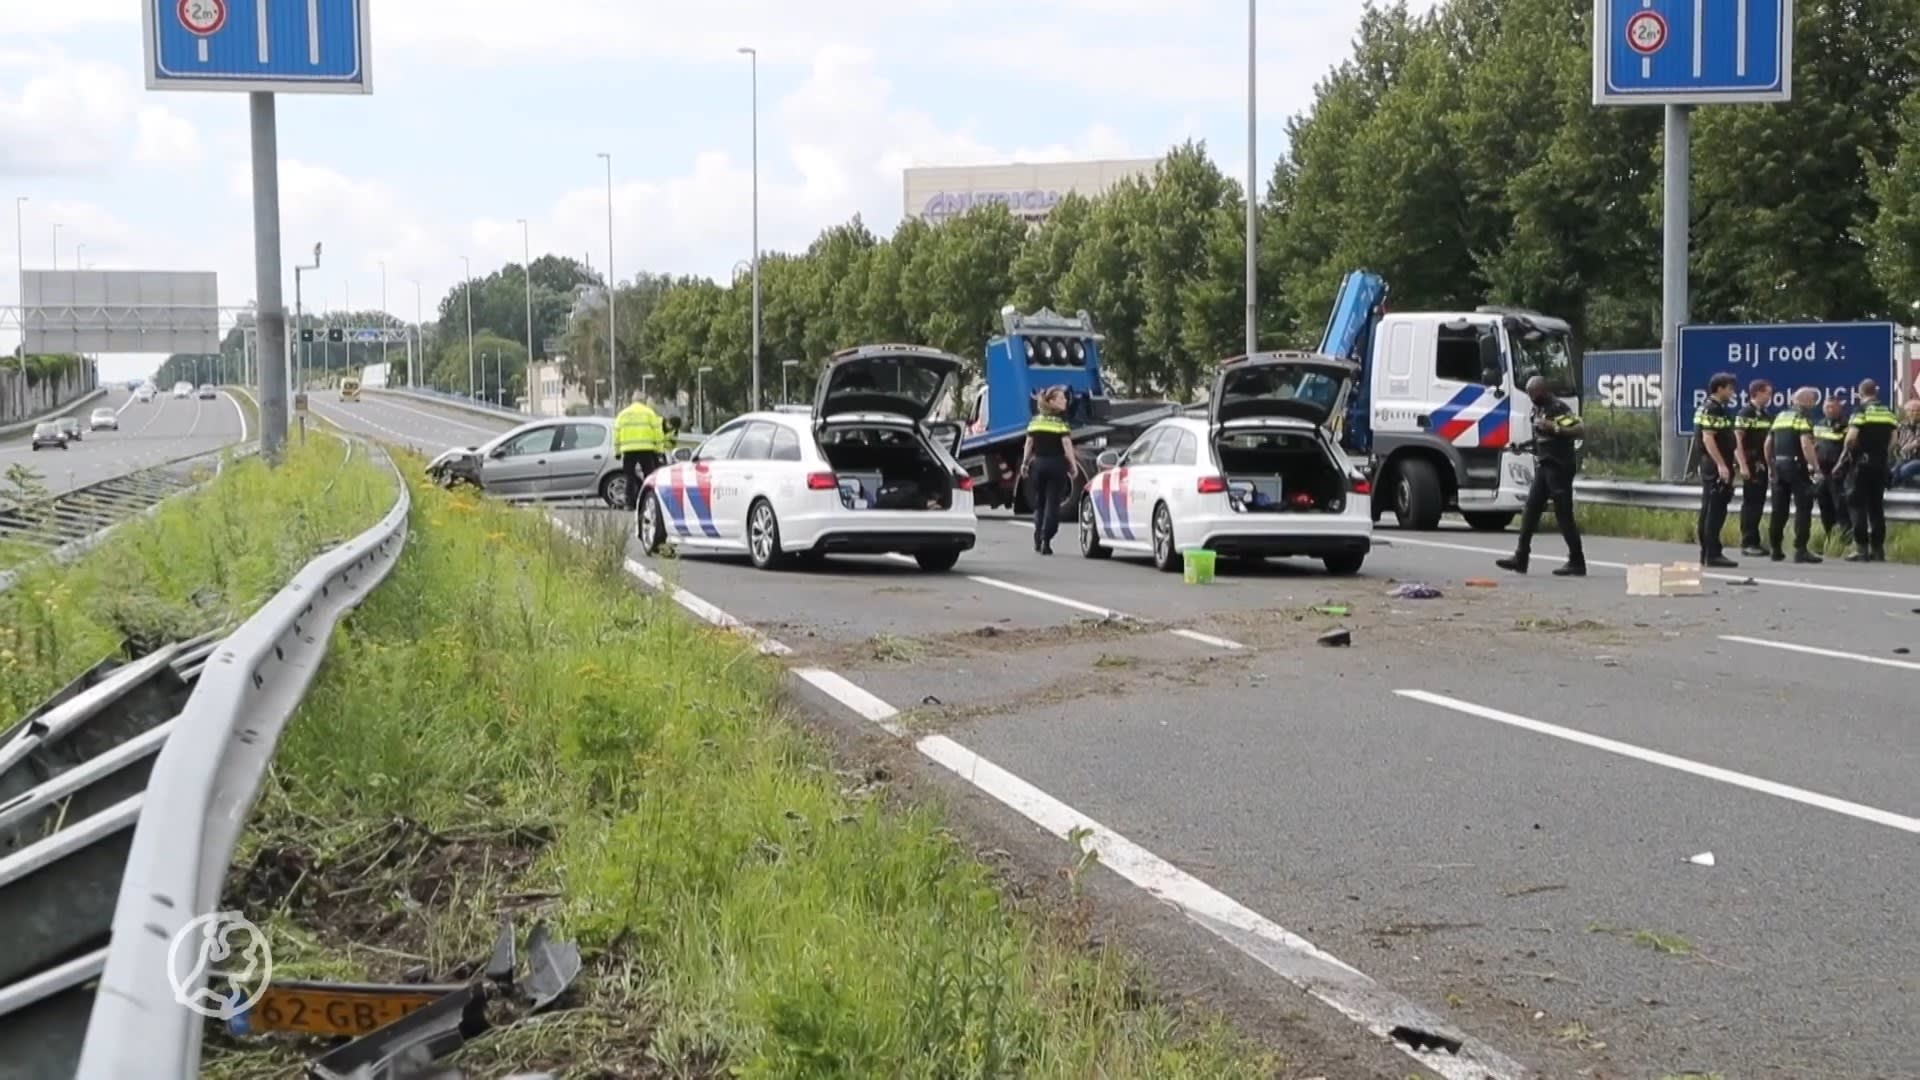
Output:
[[1511, 327, 1579, 402], [35, 423, 57, 435], [1215, 363, 1348, 423], [822, 355, 953, 418]]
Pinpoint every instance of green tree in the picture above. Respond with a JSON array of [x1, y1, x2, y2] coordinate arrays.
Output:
[[1863, 86, 1920, 309]]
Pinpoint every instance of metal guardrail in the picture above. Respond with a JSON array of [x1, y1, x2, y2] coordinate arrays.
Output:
[[1575, 478, 1920, 523], [376, 385, 530, 421], [74, 437, 409, 1079]]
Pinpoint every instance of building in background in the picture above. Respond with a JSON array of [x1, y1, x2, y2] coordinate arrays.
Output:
[[903, 158, 1162, 227], [528, 359, 590, 417]]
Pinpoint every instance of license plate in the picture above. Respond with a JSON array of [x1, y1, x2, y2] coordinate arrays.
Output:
[[236, 982, 456, 1038]]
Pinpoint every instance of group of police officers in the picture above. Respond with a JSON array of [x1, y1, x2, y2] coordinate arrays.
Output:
[[1693, 376, 1900, 567]]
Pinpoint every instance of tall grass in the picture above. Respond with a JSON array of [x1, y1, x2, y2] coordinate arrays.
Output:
[[219, 470, 1278, 1079], [0, 439, 390, 720]]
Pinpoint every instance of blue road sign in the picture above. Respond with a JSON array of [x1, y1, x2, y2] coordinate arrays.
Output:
[[1592, 0, 1793, 106], [144, 0, 372, 94], [1676, 322, 1895, 435], [1584, 349, 1663, 411]]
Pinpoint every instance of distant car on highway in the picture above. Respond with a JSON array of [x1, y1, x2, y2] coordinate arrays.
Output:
[[89, 407, 119, 432], [426, 416, 626, 506], [30, 421, 68, 451], [135, 385, 155, 403], [196, 384, 217, 400], [172, 381, 192, 399], [57, 416, 83, 442]]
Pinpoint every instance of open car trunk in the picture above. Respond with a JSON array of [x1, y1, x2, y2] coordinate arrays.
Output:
[[1213, 427, 1351, 513], [819, 423, 956, 511]]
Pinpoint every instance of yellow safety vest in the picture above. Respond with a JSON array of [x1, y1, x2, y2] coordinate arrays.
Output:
[[615, 403, 667, 453], [1027, 414, 1071, 436]]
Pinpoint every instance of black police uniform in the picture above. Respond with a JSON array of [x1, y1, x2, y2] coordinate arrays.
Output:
[[1024, 413, 1073, 554], [1812, 413, 1852, 541], [1765, 404, 1820, 561], [1501, 396, 1586, 575], [1735, 400, 1774, 554], [1846, 399, 1899, 560], [1692, 398, 1738, 562]]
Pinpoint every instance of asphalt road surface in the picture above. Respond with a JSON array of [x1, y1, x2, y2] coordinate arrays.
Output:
[[0, 388, 251, 499], [326, 389, 1920, 1079]]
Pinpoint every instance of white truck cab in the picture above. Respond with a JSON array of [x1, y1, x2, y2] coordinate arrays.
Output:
[[1323, 272, 1581, 532]]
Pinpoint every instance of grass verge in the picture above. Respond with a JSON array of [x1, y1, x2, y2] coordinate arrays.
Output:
[[0, 437, 392, 720], [1535, 503, 1920, 563], [207, 465, 1279, 1079]]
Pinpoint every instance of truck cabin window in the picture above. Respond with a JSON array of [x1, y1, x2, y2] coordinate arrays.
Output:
[[1512, 329, 1578, 400], [1434, 324, 1492, 386]]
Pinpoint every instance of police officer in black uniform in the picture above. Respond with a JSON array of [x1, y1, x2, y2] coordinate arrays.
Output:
[[1812, 395, 1853, 547], [1497, 376, 1587, 577], [1735, 378, 1775, 558], [1692, 372, 1740, 568], [1844, 378, 1899, 562], [1765, 387, 1824, 564]]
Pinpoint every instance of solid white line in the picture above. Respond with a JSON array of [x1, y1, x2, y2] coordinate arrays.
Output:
[[1397, 689, 1920, 835], [793, 668, 904, 735], [620, 556, 793, 656], [1387, 534, 1920, 602], [1169, 627, 1245, 650], [1721, 634, 1920, 673], [223, 391, 248, 443], [114, 393, 137, 417]]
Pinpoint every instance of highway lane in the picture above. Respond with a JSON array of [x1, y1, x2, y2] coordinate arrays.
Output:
[[317, 395, 1920, 1074], [0, 389, 249, 500], [313, 391, 518, 454], [537, 504, 1919, 1079]]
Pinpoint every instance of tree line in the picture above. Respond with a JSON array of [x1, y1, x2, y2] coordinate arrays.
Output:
[[166, 0, 1920, 418]]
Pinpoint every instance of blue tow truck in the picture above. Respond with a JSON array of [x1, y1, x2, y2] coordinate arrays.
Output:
[[952, 306, 1182, 514]]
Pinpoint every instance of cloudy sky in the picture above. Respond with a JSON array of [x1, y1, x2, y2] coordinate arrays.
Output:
[[2, 0, 1424, 381]]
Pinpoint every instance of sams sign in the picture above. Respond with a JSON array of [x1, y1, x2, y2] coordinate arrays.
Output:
[[1584, 349, 1661, 410], [1676, 321, 1896, 435]]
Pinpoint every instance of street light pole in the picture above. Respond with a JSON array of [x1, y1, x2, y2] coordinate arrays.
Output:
[[13, 196, 26, 417], [738, 46, 762, 411], [294, 243, 320, 393], [697, 364, 713, 432], [461, 255, 475, 398], [411, 279, 424, 389], [51, 223, 61, 271], [380, 260, 389, 376], [597, 152, 618, 412], [519, 218, 534, 415], [782, 358, 797, 403], [1244, 0, 1258, 358]]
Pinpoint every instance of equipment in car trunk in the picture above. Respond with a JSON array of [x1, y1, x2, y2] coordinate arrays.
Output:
[[1227, 477, 1284, 512]]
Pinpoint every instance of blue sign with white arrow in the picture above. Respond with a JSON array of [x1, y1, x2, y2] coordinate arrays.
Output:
[[1675, 321, 1896, 435], [145, 0, 372, 94], [1592, 0, 1793, 106]]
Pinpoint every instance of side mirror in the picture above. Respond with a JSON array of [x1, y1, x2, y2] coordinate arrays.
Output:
[[671, 447, 694, 463], [1096, 450, 1121, 470], [488, 446, 509, 459]]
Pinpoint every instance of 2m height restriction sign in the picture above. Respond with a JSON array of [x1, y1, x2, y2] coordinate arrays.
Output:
[[178, 0, 226, 62], [1626, 10, 1667, 55]]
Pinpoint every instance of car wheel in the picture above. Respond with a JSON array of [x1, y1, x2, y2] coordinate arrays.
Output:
[[1323, 552, 1366, 576], [914, 548, 961, 572], [1078, 492, 1111, 559], [1150, 502, 1180, 573], [1392, 458, 1444, 530], [638, 490, 668, 554], [600, 472, 628, 509], [747, 498, 786, 570]]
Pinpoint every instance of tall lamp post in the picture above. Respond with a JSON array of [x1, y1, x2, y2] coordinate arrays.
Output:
[[13, 196, 27, 415], [411, 279, 424, 389], [51, 223, 62, 271], [461, 255, 475, 398], [737, 46, 762, 411], [1243, 0, 1258, 358], [596, 152, 618, 412], [782, 358, 797, 403], [697, 364, 713, 432], [518, 218, 534, 415], [294, 242, 321, 392], [379, 260, 389, 377]]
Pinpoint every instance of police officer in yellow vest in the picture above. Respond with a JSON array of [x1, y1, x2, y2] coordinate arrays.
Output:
[[1812, 395, 1853, 547], [614, 391, 668, 511], [1765, 387, 1824, 564], [1843, 378, 1899, 561]]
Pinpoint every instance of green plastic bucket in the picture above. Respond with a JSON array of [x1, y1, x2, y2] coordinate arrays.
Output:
[[1182, 548, 1217, 584]]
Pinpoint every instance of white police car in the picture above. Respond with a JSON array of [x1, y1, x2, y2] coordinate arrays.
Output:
[[637, 345, 978, 571], [1080, 350, 1373, 575]]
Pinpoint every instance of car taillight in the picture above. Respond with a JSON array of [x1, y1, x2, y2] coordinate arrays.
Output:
[[807, 472, 838, 490], [954, 472, 974, 491], [1351, 477, 1371, 495], [1197, 475, 1228, 494]]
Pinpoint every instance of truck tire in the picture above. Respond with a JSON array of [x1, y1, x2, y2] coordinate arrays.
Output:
[[1391, 457, 1445, 531], [1463, 511, 1516, 532]]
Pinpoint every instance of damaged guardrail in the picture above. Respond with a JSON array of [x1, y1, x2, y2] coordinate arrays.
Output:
[[70, 441, 411, 1080]]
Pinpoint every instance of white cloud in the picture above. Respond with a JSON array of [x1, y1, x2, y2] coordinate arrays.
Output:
[[134, 105, 203, 168], [0, 60, 140, 175]]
